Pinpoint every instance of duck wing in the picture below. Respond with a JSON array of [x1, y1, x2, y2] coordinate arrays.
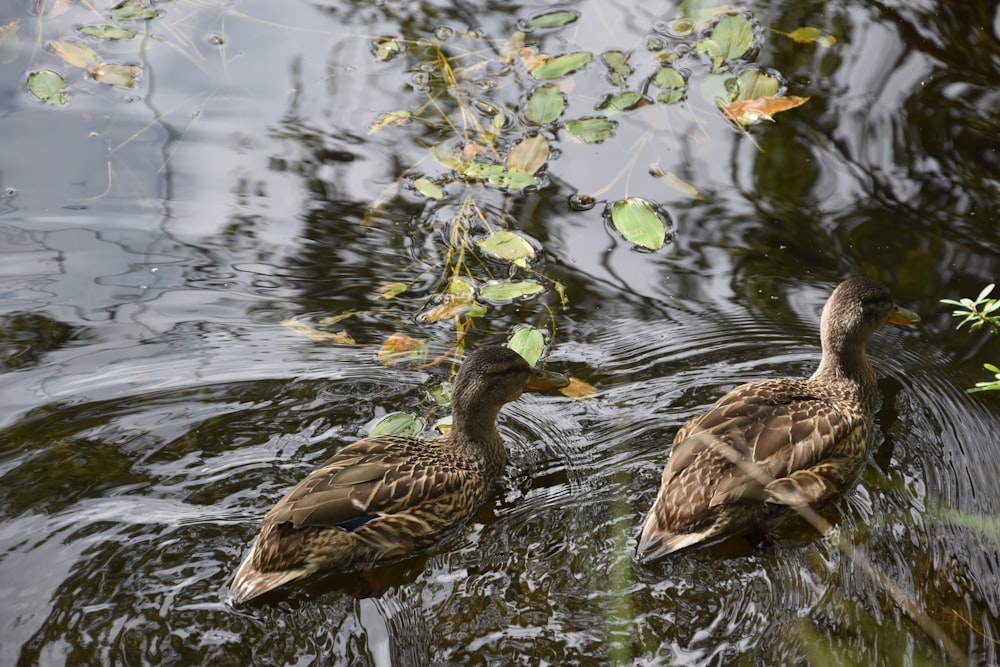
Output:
[[263, 436, 467, 532]]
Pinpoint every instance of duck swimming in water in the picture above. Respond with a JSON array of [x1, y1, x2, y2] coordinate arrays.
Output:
[[637, 277, 920, 561], [230, 346, 568, 603]]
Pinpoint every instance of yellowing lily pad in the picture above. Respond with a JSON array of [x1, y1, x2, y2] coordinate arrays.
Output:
[[506, 135, 549, 175], [281, 318, 355, 344], [376, 282, 407, 300], [561, 377, 596, 398], [0, 20, 22, 65], [50, 40, 99, 68], [111, 0, 159, 21], [78, 24, 135, 40], [413, 177, 443, 199], [378, 333, 428, 366], [90, 63, 141, 88], [735, 69, 779, 101], [610, 197, 667, 250]]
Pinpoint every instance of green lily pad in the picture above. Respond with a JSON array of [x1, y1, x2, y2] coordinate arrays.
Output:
[[78, 25, 136, 40], [529, 51, 592, 80], [598, 91, 645, 114], [479, 280, 544, 302], [610, 197, 666, 250], [27, 70, 68, 105], [655, 67, 687, 104], [604, 50, 632, 89], [413, 177, 443, 199], [524, 10, 579, 29], [710, 14, 754, 62], [496, 168, 538, 190], [564, 117, 616, 143], [700, 72, 737, 108], [111, 0, 159, 21], [477, 230, 536, 264], [526, 85, 565, 124], [508, 327, 545, 366], [369, 412, 424, 437]]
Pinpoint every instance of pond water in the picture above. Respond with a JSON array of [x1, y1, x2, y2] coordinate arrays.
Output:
[[2, 0, 1000, 664]]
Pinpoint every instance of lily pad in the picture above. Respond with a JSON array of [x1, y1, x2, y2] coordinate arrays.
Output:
[[78, 25, 135, 40], [506, 135, 549, 175], [564, 117, 616, 143], [598, 91, 645, 114], [376, 282, 407, 300], [604, 50, 632, 89], [735, 69, 779, 101], [369, 412, 424, 437], [700, 71, 737, 108], [523, 10, 579, 30], [413, 177, 443, 199], [654, 67, 686, 104], [610, 197, 666, 250], [90, 63, 141, 88], [526, 85, 565, 124], [786, 26, 836, 47], [529, 51, 592, 80], [27, 70, 69, 105], [377, 333, 428, 366], [477, 230, 536, 265], [710, 14, 754, 61], [50, 40, 99, 68], [111, 0, 159, 21], [479, 280, 544, 302], [508, 327, 545, 366]]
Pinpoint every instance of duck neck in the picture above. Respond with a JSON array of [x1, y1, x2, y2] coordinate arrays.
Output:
[[450, 400, 508, 472], [810, 324, 877, 406]]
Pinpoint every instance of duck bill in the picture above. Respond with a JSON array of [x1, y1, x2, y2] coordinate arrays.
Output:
[[523, 368, 570, 392], [887, 304, 921, 326]]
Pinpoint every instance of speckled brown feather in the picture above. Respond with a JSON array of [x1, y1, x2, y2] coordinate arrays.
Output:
[[637, 277, 919, 561], [230, 347, 568, 603]]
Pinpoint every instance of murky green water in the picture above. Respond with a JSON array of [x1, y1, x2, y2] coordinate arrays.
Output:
[[2, 0, 1000, 664]]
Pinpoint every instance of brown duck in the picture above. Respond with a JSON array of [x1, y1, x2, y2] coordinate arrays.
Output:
[[230, 346, 568, 603], [637, 276, 920, 561]]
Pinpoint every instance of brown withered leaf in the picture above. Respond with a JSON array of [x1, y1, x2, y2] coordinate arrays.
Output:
[[377, 333, 428, 366], [560, 377, 596, 398], [51, 40, 100, 69], [724, 95, 809, 126]]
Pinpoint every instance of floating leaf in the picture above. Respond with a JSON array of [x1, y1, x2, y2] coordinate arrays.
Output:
[[428, 382, 452, 406], [78, 24, 135, 40], [281, 318, 355, 344], [477, 230, 535, 267], [506, 135, 549, 175], [598, 91, 645, 114], [111, 0, 159, 21], [710, 14, 754, 61], [50, 40, 99, 68], [496, 168, 538, 190], [650, 162, 704, 200], [561, 377, 596, 398], [376, 282, 407, 300], [564, 117, 616, 143], [735, 69, 779, 101], [508, 327, 545, 366], [413, 177, 443, 199], [446, 277, 476, 297], [377, 333, 428, 366], [479, 280, 544, 302], [500, 30, 525, 64], [786, 26, 836, 48], [90, 63, 141, 88], [604, 50, 632, 89], [654, 66, 686, 104], [528, 51, 592, 80], [524, 10, 579, 29], [371, 36, 402, 61], [422, 294, 485, 322], [526, 85, 565, 124], [724, 95, 809, 125], [0, 20, 22, 65], [369, 412, 424, 437], [369, 110, 411, 134], [695, 39, 723, 70], [700, 72, 737, 108], [610, 197, 666, 250], [27, 69, 68, 105]]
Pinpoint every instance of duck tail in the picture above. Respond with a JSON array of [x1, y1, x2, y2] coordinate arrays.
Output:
[[228, 550, 309, 604]]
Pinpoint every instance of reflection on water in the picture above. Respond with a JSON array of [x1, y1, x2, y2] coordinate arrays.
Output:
[[2, 0, 1000, 665]]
